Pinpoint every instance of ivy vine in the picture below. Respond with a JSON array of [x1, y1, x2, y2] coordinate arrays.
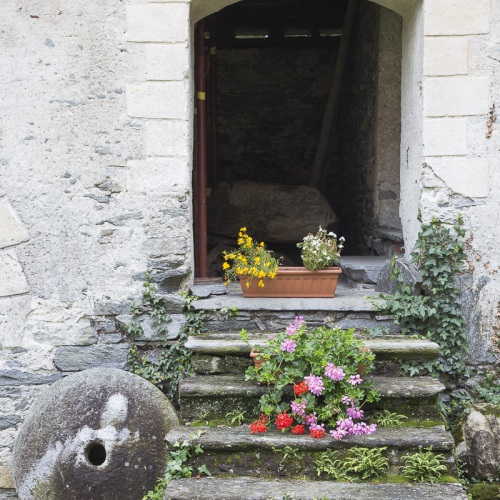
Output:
[[124, 273, 206, 402], [378, 214, 467, 379]]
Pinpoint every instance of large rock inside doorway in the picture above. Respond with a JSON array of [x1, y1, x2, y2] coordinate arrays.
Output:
[[12, 368, 179, 500], [208, 180, 338, 243]]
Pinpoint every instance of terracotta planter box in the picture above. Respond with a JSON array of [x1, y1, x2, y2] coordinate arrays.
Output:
[[239, 266, 342, 298]]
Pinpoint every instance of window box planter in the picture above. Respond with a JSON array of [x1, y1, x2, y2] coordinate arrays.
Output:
[[239, 266, 342, 298]]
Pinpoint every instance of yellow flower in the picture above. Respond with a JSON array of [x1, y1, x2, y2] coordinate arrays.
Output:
[[222, 262, 230, 270], [255, 256, 260, 265], [228, 253, 235, 259], [246, 281, 250, 288], [240, 227, 247, 232], [258, 270, 266, 278], [238, 238, 244, 245], [258, 280, 264, 287]]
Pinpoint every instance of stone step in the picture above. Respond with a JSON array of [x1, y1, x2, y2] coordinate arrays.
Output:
[[179, 374, 445, 422], [187, 334, 439, 375], [340, 256, 389, 284], [164, 478, 467, 500], [165, 425, 455, 480]]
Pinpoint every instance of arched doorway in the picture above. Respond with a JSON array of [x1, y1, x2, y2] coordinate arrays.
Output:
[[192, 0, 406, 278]]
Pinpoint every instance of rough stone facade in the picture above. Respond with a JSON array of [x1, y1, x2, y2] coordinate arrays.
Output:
[[0, 0, 499, 497]]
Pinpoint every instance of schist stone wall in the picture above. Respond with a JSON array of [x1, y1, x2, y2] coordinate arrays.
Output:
[[0, 0, 499, 496]]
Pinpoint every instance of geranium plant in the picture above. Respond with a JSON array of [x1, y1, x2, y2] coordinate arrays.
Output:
[[222, 227, 280, 288], [242, 318, 379, 439], [297, 227, 345, 271]]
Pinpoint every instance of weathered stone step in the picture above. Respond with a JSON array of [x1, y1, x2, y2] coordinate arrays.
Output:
[[340, 256, 389, 284], [187, 334, 439, 360], [166, 426, 455, 481], [179, 374, 445, 422], [164, 478, 466, 499]]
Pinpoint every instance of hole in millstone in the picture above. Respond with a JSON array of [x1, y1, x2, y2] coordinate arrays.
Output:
[[85, 442, 107, 466]]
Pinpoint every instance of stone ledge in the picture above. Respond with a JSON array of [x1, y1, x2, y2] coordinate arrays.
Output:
[[166, 425, 454, 452], [179, 374, 445, 399], [164, 477, 467, 500], [186, 334, 439, 360]]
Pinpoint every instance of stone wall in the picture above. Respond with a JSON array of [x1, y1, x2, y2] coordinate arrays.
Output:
[[216, 47, 337, 186], [0, 0, 192, 495]]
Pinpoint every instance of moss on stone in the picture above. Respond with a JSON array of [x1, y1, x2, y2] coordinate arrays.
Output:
[[468, 482, 500, 500]]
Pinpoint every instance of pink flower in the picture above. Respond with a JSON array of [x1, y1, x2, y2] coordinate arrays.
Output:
[[341, 395, 354, 406], [268, 334, 275, 340], [281, 338, 297, 353], [304, 374, 324, 396], [330, 428, 347, 440], [348, 374, 362, 385], [290, 400, 307, 417], [325, 363, 345, 381], [347, 407, 364, 419], [305, 413, 318, 426]]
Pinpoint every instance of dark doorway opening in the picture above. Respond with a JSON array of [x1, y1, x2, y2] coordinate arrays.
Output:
[[193, 0, 403, 278]]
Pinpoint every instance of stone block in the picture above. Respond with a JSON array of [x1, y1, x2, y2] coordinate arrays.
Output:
[[115, 313, 185, 340], [0, 466, 14, 489], [0, 370, 61, 386], [24, 300, 97, 347], [423, 37, 468, 76], [145, 43, 190, 81], [53, 344, 129, 372], [126, 4, 189, 42], [0, 199, 29, 249], [0, 250, 29, 298], [425, 0, 490, 35], [145, 120, 191, 157], [0, 416, 21, 432], [424, 77, 490, 117], [127, 82, 190, 119], [428, 158, 488, 198], [423, 118, 467, 156], [127, 158, 190, 194]]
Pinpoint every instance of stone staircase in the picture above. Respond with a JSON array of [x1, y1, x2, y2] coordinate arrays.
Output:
[[163, 260, 467, 499]]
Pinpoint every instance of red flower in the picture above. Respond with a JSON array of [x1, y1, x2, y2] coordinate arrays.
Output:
[[310, 428, 327, 439], [294, 381, 309, 396], [250, 414, 269, 434], [291, 424, 305, 435], [276, 411, 294, 432]]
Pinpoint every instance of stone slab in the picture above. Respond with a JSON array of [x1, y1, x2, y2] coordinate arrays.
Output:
[[0, 200, 29, 250], [180, 374, 444, 400], [145, 43, 190, 81], [115, 313, 185, 341], [340, 256, 389, 284], [164, 477, 467, 500], [186, 334, 439, 360], [423, 118, 467, 156], [0, 370, 61, 386], [126, 4, 189, 42], [127, 82, 190, 120], [145, 120, 191, 158], [166, 425, 454, 452], [192, 284, 380, 312], [0, 250, 29, 297], [53, 344, 129, 372], [428, 158, 488, 198], [423, 37, 468, 76], [425, 0, 490, 35], [424, 77, 490, 117], [127, 158, 190, 193]]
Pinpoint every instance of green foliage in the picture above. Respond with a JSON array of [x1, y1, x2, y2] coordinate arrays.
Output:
[[126, 275, 205, 401], [476, 371, 500, 405], [225, 409, 247, 426], [343, 447, 389, 480], [142, 431, 211, 500], [273, 445, 305, 469], [314, 450, 352, 481], [374, 410, 408, 427], [378, 215, 467, 379], [315, 447, 389, 480], [243, 322, 379, 429], [401, 447, 448, 483]]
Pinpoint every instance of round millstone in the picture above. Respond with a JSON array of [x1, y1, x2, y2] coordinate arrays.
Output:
[[12, 368, 179, 500]]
